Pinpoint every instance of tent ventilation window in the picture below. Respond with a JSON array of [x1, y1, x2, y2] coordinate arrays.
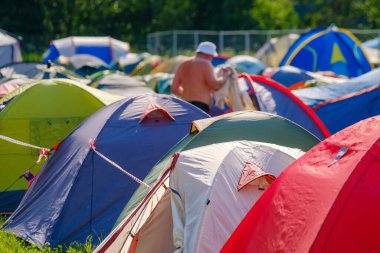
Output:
[[238, 160, 276, 191], [139, 103, 175, 123]]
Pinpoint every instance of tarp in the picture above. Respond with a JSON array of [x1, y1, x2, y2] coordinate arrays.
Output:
[[240, 74, 330, 139], [0, 79, 122, 213], [221, 116, 380, 253], [43, 36, 130, 65], [0, 30, 22, 67], [3, 93, 209, 247], [280, 25, 373, 77], [293, 67, 380, 134], [94, 111, 320, 253]]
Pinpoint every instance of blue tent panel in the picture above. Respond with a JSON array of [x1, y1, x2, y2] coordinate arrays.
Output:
[[43, 45, 60, 64], [75, 46, 112, 64], [315, 88, 380, 134], [293, 68, 380, 134], [269, 66, 314, 87]]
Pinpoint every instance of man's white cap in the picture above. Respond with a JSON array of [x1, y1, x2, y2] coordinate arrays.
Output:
[[196, 41, 218, 57]]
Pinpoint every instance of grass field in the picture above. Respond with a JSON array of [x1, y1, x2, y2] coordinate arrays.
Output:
[[0, 217, 92, 253]]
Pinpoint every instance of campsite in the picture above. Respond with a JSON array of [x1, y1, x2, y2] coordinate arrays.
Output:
[[1, 1, 380, 253]]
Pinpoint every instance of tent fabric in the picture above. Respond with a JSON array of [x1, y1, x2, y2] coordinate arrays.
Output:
[[0, 62, 45, 79], [0, 78, 33, 98], [131, 55, 161, 76], [0, 79, 122, 213], [127, 188, 175, 253], [240, 74, 330, 139], [2, 93, 209, 248], [89, 71, 154, 97], [211, 54, 230, 67], [118, 53, 145, 74], [43, 36, 130, 65], [363, 47, 380, 65], [0, 30, 22, 67], [68, 54, 110, 69], [225, 55, 265, 75], [0, 62, 87, 82], [280, 26, 373, 77], [170, 141, 304, 253], [265, 65, 344, 89], [362, 36, 380, 49], [150, 55, 190, 74], [293, 68, 380, 134], [255, 33, 299, 67], [94, 111, 320, 253], [221, 116, 380, 253]]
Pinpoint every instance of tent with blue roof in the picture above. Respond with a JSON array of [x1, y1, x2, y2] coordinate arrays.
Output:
[[239, 74, 330, 140], [43, 36, 130, 66], [3, 93, 209, 248], [280, 25, 373, 77], [293, 68, 380, 134]]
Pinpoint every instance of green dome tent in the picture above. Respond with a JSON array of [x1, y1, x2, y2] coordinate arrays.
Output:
[[0, 78, 122, 213], [95, 111, 321, 253]]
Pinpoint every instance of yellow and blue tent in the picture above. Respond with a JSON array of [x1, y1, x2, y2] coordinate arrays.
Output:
[[280, 25, 373, 77]]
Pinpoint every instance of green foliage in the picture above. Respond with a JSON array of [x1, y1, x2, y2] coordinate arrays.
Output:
[[0, 0, 379, 55], [251, 0, 299, 29], [0, 217, 92, 253]]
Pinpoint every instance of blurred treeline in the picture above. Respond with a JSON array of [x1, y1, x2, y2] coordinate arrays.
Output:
[[1, 0, 379, 53]]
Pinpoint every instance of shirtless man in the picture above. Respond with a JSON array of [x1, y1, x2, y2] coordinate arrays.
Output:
[[171, 41, 229, 113]]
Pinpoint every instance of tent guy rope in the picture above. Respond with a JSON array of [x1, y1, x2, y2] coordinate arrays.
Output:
[[0, 134, 50, 163], [89, 139, 152, 190]]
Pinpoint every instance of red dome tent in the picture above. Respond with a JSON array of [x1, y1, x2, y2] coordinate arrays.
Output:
[[221, 116, 380, 253]]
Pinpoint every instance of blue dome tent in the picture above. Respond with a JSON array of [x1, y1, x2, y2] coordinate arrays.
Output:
[[3, 93, 209, 248]]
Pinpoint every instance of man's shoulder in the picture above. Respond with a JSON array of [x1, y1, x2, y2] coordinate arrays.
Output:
[[179, 58, 194, 68]]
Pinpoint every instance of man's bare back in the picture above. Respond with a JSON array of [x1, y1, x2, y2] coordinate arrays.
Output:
[[172, 54, 228, 107]]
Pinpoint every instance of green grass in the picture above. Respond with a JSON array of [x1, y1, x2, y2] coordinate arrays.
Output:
[[0, 217, 93, 253]]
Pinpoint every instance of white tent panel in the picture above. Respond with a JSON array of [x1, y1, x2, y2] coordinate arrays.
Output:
[[171, 141, 304, 253]]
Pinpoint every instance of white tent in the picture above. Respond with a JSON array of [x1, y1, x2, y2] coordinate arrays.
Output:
[[255, 33, 299, 67], [43, 36, 130, 65], [0, 30, 22, 67], [95, 140, 304, 253]]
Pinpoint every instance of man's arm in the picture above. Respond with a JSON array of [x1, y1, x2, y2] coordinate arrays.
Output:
[[171, 65, 183, 95], [203, 63, 228, 91]]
